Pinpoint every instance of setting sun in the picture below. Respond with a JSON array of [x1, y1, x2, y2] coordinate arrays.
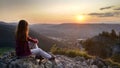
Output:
[[76, 15, 84, 21], [75, 15, 86, 24]]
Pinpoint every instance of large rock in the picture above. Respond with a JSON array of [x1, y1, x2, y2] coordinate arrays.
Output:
[[0, 51, 56, 68], [0, 51, 114, 68]]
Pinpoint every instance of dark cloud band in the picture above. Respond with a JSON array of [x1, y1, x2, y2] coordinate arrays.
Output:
[[88, 12, 120, 17], [100, 6, 113, 10], [114, 8, 120, 10]]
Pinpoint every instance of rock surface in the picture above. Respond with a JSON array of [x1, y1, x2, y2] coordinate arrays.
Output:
[[0, 51, 116, 68]]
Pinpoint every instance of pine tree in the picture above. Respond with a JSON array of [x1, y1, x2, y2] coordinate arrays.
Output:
[[110, 29, 117, 39], [118, 32, 120, 40], [99, 31, 109, 37]]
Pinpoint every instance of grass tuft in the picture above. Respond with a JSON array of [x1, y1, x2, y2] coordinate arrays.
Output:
[[0, 47, 14, 56], [50, 45, 92, 59]]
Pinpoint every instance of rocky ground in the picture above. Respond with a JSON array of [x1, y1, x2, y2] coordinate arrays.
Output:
[[0, 51, 118, 68]]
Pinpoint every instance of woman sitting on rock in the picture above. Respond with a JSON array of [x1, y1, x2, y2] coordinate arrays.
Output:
[[15, 20, 55, 60]]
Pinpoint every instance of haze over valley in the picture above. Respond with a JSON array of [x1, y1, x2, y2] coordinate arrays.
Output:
[[31, 23, 120, 41]]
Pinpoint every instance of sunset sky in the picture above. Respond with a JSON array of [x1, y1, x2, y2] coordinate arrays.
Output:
[[0, 0, 120, 24]]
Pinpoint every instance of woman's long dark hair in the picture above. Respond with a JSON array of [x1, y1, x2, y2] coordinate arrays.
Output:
[[16, 20, 29, 42]]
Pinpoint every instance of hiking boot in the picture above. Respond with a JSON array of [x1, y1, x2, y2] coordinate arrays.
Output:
[[49, 56, 55, 61], [35, 55, 44, 64]]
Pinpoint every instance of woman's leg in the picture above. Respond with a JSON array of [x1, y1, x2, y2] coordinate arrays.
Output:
[[37, 48, 52, 59], [31, 48, 40, 55], [31, 44, 52, 59]]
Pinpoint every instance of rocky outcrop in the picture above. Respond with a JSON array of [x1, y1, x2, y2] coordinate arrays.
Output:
[[0, 51, 116, 68], [55, 55, 112, 68], [0, 51, 56, 68]]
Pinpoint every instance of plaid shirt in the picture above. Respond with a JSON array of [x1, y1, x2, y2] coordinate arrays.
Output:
[[16, 37, 38, 56]]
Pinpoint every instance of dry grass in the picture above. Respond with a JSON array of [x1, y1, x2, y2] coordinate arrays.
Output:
[[50, 45, 92, 59], [105, 58, 120, 67]]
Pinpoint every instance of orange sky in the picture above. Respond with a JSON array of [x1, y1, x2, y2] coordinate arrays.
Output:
[[0, 0, 120, 24]]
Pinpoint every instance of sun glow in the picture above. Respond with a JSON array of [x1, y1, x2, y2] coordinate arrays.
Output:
[[75, 15, 86, 24], [76, 15, 85, 21]]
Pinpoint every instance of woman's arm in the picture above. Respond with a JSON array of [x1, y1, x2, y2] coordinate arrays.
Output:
[[28, 37, 39, 43]]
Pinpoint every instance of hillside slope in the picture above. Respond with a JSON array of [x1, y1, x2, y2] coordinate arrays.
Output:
[[0, 22, 16, 48], [0, 22, 64, 51]]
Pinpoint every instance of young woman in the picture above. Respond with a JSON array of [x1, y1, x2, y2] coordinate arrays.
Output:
[[15, 20, 54, 60]]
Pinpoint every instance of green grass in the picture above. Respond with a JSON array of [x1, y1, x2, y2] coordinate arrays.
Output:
[[0, 47, 14, 56], [50, 45, 92, 59]]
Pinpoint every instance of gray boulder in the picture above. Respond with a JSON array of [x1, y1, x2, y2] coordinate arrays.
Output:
[[0, 51, 115, 68]]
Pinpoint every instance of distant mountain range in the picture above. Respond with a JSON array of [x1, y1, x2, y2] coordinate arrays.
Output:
[[31, 23, 120, 40], [0, 22, 64, 51], [1, 22, 120, 50]]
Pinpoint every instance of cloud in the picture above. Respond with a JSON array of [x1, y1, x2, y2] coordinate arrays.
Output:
[[100, 6, 113, 10], [114, 8, 120, 10], [88, 12, 120, 17], [89, 5, 120, 17]]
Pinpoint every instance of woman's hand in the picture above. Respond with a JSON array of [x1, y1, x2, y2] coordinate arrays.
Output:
[[34, 39, 39, 43], [28, 37, 39, 44]]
